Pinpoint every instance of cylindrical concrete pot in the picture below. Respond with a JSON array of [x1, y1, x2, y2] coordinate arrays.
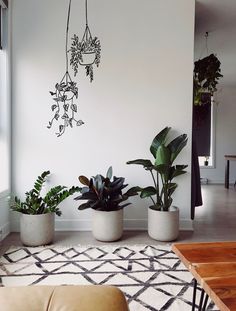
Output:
[[20, 213, 55, 246], [92, 209, 123, 242], [148, 206, 179, 242]]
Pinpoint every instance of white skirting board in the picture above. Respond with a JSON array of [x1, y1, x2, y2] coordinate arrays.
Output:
[[54, 218, 194, 232], [10, 218, 194, 233]]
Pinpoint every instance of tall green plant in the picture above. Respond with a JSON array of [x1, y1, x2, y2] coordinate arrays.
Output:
[[11, 171, 80, 216], [127, 127, 188, 211]]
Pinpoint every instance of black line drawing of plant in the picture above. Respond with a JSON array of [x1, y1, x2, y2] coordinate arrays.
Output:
[[48, 0, 84, 137], [70, 0, 101, 82]]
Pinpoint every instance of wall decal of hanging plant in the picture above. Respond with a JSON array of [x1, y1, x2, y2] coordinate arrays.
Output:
[[70, 0, 101, 82], [48, 0, 84, 137]]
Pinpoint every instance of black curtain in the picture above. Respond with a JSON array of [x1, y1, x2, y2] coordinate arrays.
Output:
[[191, 94, 211, 219], [192, 93, 211, 157], [0, 5, 2, 50], [191, 137, 203, 219]]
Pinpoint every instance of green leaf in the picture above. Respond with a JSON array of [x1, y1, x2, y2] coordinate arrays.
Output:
[[123, 186, 142, 197], [153, 164, 169, 174], [169, 165, 188, 180], [167, 183, 178, 196], [155, 145, 171, 166], [78, 202, 92, 210], [119, 203, 131, 209], [79, 175, 90, 186], [150, 127, 171, 158], [94, 174, 103, 192], [75, 191, 98, 201], [140, 186, 156, 198], [167, 134, 188, 163], [106, 166, 113, 180], [32, 170, 50, 197], [127, 159, 153, 170]]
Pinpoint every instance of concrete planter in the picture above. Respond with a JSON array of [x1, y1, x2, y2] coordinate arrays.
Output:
[[20, 213, 55, 246], [92, 209, 123, 242], [148, 206, 179, 241]]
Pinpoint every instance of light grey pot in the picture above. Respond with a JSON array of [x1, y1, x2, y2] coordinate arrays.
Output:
[[20, 213, 55, 246], [148, 206, 179, 242], [92, 209, 123, 242]]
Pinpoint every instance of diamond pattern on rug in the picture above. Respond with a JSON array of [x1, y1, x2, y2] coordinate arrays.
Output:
[[0, 245, 219, 311]]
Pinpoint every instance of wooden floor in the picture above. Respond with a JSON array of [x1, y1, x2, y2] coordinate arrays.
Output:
[[1, 185, 236, 250]]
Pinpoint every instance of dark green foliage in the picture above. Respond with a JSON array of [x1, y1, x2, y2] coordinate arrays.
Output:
[[75, 167, 140, 212], [193, 54, 223, 106], [11, 171, 81, 216], [127, 127, 188, 211]]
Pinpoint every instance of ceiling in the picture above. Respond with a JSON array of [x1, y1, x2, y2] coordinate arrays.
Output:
[[195, 0, 236, 86]]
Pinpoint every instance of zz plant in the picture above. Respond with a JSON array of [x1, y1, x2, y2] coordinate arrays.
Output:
[[11, 171, 80, 216], [75, 167, 139, 211], [127, 127, 188, 211]]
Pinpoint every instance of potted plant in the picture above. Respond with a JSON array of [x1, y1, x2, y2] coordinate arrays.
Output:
[[204, 156, 209, 166], [127, 127, 188, 241], [75, 167, 139, 242], [10, 171, 80, 246], [193, 53, 223, 106]]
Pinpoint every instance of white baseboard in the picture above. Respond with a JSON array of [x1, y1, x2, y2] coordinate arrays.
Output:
[[0, 222, 10, 241], [202, 180, 235, 185], [54, 218, 193, 232], [207, 180, 224, 184], [179, 219, 193, 231], [10, 218, 194, 233]]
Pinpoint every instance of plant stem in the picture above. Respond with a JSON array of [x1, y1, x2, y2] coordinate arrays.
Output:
[[150, 170, 157, 206], [150, 196, 155, 205], [65, 0, 72, 79], [156, 170, 159, 205], [150, 170, 157, 188], [160, 173, 165, 209]]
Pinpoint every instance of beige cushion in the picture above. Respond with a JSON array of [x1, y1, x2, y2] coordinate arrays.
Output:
[[0, 285, 129, 311]]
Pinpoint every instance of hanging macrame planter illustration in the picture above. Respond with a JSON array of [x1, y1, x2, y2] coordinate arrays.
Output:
[[48, 0, 84, 137], [70, 0, 101, 82]]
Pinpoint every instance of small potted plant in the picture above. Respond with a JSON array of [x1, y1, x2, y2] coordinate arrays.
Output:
[[127, 127, 188, 241], [10, 171, 80, 246], [75, 167, 139, 242], [193, 53, 223, 106], [204, 156, 209, 166]]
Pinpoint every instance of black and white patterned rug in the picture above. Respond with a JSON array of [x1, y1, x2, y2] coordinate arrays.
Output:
[[0, 245, 218, 311]]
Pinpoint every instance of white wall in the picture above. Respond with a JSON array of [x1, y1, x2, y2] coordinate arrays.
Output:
[[11, 0, 195, 231], [0, 194, 10, 240], [0, 4, 10, 241], [200, 87, 236, 183]]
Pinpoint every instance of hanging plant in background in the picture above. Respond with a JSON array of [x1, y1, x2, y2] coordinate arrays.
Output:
[[48, 0, 84, 137], [70, 0, 101, 82], [193, 33, 223, 106], [193, 54, 223, 106]]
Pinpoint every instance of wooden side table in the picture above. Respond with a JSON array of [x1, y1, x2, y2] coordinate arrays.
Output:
[[225, 155, 236, 188], [172, 241, 236, 311]]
